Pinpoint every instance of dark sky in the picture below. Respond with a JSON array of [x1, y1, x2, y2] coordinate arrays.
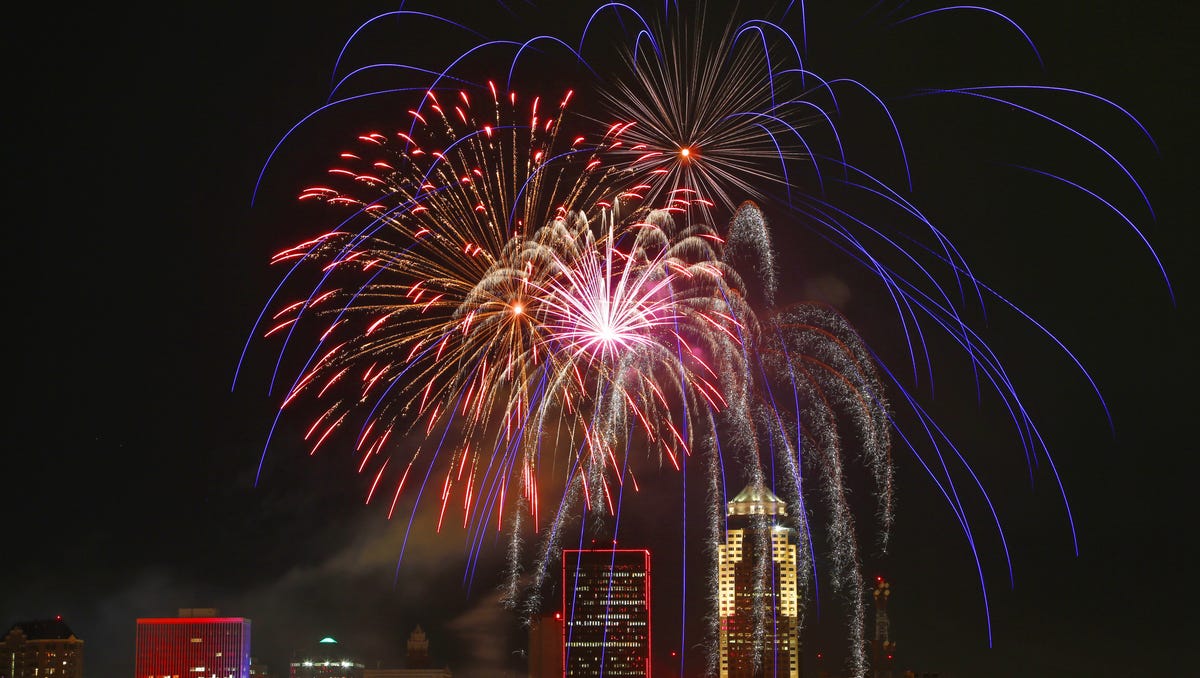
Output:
[[5, 2, 1196, 677]]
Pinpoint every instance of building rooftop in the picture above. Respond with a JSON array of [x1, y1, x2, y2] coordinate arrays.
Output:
[[727, 481, 788, 516], [6, 617, 80, 641]]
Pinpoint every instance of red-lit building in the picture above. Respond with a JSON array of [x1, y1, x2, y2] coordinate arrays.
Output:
[[135, 610, 251, 678], [1, 616, 84, 678], [562, 548, 651, 677]]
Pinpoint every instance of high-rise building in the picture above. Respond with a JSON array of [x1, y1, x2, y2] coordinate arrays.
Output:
[[562, 548, 651, 677], [871, 577, 895, 678], [135, 609, 251, 678], [290, 637, 364, 678], [1, 616, 84, 678], [717, 482, 801, 678]]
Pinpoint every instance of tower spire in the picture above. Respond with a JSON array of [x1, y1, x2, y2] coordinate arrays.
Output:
[[871, 576, 895, 678]]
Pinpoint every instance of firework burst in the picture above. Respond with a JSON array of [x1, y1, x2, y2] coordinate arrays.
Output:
[[237, 2, 1169, 676]]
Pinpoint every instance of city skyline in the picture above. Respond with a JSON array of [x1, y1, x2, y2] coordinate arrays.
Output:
[[4, 2, 1195, 677]]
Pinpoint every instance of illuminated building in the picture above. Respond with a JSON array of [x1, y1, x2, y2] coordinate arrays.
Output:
[[2, 616, 84, 678], [290, 637, 364, 678], [135, 609, 251, 678], [717, 483, 801, 678], [527, 612, 563, 678], [562, 548, 651, 677], [871, 577, 895, 678], [404, 626, 430, 669]]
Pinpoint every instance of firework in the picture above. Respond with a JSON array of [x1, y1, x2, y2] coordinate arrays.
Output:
[[242, 75, 762, 564], [237, 2, 1168, 676]]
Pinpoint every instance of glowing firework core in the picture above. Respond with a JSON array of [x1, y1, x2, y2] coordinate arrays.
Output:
[[596, 323, 618, 344], [238, 2, 1168, 673]]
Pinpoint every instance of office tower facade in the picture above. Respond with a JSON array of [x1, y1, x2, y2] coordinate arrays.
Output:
[[290, 637, 364, 678], [562, 548, 651, 677], [136, 611, 251, 678], [1, 617, 84, 678], [717, 483, 801, 678]]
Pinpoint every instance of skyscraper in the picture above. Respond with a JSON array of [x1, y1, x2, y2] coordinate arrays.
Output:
[[135, 609, 251, 678], [871, 577, 895, 678], [562, 548, 652, 677], [718, 483, 801, 678], [1, 616, 84, 678]]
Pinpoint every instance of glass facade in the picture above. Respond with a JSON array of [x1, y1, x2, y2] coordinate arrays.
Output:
[[562, 549, 651, 677]]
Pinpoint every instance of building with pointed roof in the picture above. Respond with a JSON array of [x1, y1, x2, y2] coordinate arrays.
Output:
[[360, 627, 451, 678], [725, 483, 790, 517], [2, 617, 84, 678], [718, 481, 801, 678], [405, 626, 429, 669]]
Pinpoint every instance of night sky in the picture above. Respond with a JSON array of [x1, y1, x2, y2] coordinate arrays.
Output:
[[5, 2, 1196, 677]]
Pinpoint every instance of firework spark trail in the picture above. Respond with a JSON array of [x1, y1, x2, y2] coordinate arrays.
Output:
[[794, 342, 870, 674], [770, 420, 816, 620], [697, 199, 882, 669], [772, 328, 823, 593], [738, 301, 893, 675], [772, 307, 895, 532], [243, 76, 739, 587], [500, 495, 528, 606], [784, 194, 1065, 561], [239, 3, 1169, 676], [522, 453, 585, 621], [700, 407, 729, 678], [791, 187, 1093, 488], [776, 183, 1051, 433], [725, 199, 780, 307], [246, 72, 892, 676]]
